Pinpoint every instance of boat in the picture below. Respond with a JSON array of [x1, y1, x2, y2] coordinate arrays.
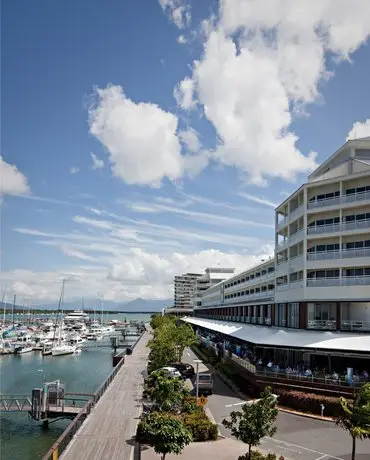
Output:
[[64, 310, 90, 323], [51, 344, 76, 356], [50, 280, 76, 357], [14, 344, 34, 354]]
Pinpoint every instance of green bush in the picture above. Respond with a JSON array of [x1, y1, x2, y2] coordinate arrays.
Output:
[[275, 389, 343, 416], [238, 453, 284, 460], [183, 409, 219, 441]]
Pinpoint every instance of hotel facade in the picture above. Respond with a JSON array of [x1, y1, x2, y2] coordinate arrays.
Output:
[[184, 137, 370, 358]]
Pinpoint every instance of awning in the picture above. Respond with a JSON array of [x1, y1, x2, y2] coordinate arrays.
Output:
[[182, 317, 370, 353]]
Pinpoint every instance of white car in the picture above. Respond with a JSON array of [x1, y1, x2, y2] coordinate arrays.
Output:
[[158, 366, 182, 378]]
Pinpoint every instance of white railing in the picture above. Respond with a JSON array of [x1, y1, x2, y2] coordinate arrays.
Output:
[[307, 247, 370, 261], [342, 219, 370, 231], [289, 228, 305, 245], [307, 276, 370, 287], [289, 204, 304, 221], [307, 320, 337, 330], [307, 222, 341, 235], [307, 219, 370, 235], [276, 283, 289, 291], [277, 239, 289, 251], [341, 320, 370, 332], [307, 190, 370, 210]]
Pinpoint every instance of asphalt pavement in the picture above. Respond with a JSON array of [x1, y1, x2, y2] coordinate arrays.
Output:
[[184, 348, 370, 460]]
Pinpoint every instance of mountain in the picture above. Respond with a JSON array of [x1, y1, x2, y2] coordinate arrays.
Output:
[[32, 298, 172, 312], [114, 298, 173, 312]]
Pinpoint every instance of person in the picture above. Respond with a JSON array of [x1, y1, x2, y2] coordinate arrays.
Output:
[[305, 368, 312, 377]]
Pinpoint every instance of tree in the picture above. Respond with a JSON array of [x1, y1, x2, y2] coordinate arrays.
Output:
[[222, 387, 278, 460], [174, 323, 198, 362], [336, 383, 370, 460], [145, 370, 190, 412], [137, 412, 192, 460], [150, 314, 176, 330]]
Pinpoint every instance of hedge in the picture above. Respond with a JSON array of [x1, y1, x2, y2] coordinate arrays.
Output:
[[275, 388, 344, 417], [182, 408, 219, 441], [239, 453, 285, 460]]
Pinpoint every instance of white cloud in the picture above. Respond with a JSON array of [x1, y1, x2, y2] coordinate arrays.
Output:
[[90, 152, 105, 170], [174, 0, 370, 185], [346, 118, 370, 140], [173, 77, 197, 110], [238, 192, 278, 208], [70, 166, 80, 174], [89, 84, 185, 186], [179, 127, 201, 153], [0, 155, 30, 196], [159, 0, 191, 29], [127, 200, 274, 229], [177, 35, 188, 45]]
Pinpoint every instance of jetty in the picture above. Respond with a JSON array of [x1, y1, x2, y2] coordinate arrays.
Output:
[[42, 329, 150, 460]]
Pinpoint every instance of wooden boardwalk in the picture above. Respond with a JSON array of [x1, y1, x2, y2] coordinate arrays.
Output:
[[60, 330, 150, 460]]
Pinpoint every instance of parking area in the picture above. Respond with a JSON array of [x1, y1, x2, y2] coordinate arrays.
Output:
[[183, 348, 370, 460]]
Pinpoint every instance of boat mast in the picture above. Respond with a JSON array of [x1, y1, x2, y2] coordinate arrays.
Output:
[[1, 288, 7, 326], [101, 296, 104, 325], [53, 280, 65, 345], [12, 294, 16, 326]]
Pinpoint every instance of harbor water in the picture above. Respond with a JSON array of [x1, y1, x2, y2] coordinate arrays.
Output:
[[0, 313, 151, 460]]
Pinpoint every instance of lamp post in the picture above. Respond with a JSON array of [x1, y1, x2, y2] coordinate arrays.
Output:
[[193, 359, 202, 403]]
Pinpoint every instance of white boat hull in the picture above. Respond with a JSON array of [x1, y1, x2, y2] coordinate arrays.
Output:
[[51, 345, 76, 356]]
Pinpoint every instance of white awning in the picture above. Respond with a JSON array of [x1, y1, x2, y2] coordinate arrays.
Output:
[[182, 317, 370, 353]]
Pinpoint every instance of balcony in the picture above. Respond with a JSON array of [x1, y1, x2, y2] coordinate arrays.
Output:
[[307, 247, 370, 261], [277, 239, 289, 251], [277, 217, 288, 231], [307, 190, 370, 210], [289, 204, 304, 221], [341, 320, 370, 332], [307, 320, 337, 330], [307, 218, 370, 235], [307, 276, 370, 287], [289, 228, 305, 245]]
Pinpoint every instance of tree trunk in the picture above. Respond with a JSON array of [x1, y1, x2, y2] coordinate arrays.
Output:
[[161, 454, 166, 460], [352, 436, 356, 460], [248, 444, 252, 460]]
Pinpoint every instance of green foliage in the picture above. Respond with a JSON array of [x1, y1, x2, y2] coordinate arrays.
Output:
[[183, 409, 219, 441], [148, 318, 198, 370], [150, 314, 176, 330], [223, 387, 278, 460], [136, 412, 192, 459], [238, 453, 284, 460], [181, 396, 199, 414], [336, 383, 370, 460], [144, 370, 190, 412]]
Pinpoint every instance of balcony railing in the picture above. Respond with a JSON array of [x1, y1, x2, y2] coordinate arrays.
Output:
[[307, 190, 370, 210], [341, 320, 370, 332], [307, 276, 370, 287], [289, 228, 305, 245], [307, 247, 370, 261], [307, 219, 370, 235], [289, 203, 304, 221], [307, 320, 337, 330]]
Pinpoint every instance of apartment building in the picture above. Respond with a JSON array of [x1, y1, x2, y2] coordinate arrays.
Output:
[[173, 273, 202, 309], [186, 137, 370, 355], [193, 267, 235, 308]]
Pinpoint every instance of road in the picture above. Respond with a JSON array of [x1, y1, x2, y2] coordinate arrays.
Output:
[[184, 348, 370, 460]]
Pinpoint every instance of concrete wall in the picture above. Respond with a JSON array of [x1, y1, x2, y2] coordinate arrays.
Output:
[[341, 302, 370, 321]]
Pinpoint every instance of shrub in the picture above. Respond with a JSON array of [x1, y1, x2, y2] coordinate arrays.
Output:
[[182, 396, 199, 414], [183, 409, 219, 441], [275, 389, 343, 417], [238, 452, 283, 460]]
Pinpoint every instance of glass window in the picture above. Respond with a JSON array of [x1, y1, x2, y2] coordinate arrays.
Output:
[[288, 303, 299, 328]]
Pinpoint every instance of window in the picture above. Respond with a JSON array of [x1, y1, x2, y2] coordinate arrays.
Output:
[[288, 303, 299, 328]]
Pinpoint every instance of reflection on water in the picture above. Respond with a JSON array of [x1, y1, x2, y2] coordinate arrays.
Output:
[[0, 313, 151, 460]]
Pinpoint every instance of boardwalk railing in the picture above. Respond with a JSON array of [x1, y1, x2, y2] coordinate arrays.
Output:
[[41, 356, 126, 460], [0, 395, 32, 412]]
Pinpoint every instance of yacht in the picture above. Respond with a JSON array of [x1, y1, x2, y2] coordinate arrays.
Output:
[[51, 343, 76, 356], [64, 310, 90, 323]]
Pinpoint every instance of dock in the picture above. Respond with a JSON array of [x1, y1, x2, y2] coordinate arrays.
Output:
[[57, 330, 150, 460]]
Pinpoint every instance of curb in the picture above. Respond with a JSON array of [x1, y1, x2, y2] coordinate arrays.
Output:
[[204, 406, 225, 439], [278, 406, 335, 422]]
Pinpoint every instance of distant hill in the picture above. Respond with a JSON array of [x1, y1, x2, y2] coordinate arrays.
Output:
[[30, 297, 173, 312], [116, 298, 172, 312]]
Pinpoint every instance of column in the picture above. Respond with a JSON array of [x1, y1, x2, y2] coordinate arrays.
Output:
[[336, 302, 341, 330]]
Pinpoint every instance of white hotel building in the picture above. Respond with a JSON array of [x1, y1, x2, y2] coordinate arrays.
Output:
[[184, 137, 370, 359]]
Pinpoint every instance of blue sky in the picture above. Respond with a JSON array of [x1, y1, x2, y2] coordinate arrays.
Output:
[[1, 0, 370, 304]]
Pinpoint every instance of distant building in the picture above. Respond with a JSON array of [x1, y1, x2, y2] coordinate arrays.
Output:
[[164, 268, 235, 316]]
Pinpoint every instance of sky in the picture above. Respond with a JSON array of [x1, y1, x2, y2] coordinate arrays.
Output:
[[1, 0, 370, 305]]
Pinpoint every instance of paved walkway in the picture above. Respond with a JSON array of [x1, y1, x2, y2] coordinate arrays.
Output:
[[60, 330, 150, 460]]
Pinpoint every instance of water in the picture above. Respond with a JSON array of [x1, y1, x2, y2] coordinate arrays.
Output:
[[0, 313, 151, 460]]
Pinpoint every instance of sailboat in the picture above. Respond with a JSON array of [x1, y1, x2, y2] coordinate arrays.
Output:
[[51, 280, 76, 356]]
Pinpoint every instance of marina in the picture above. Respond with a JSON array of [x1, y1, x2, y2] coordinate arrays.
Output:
[[0, 312, 151, 460]]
